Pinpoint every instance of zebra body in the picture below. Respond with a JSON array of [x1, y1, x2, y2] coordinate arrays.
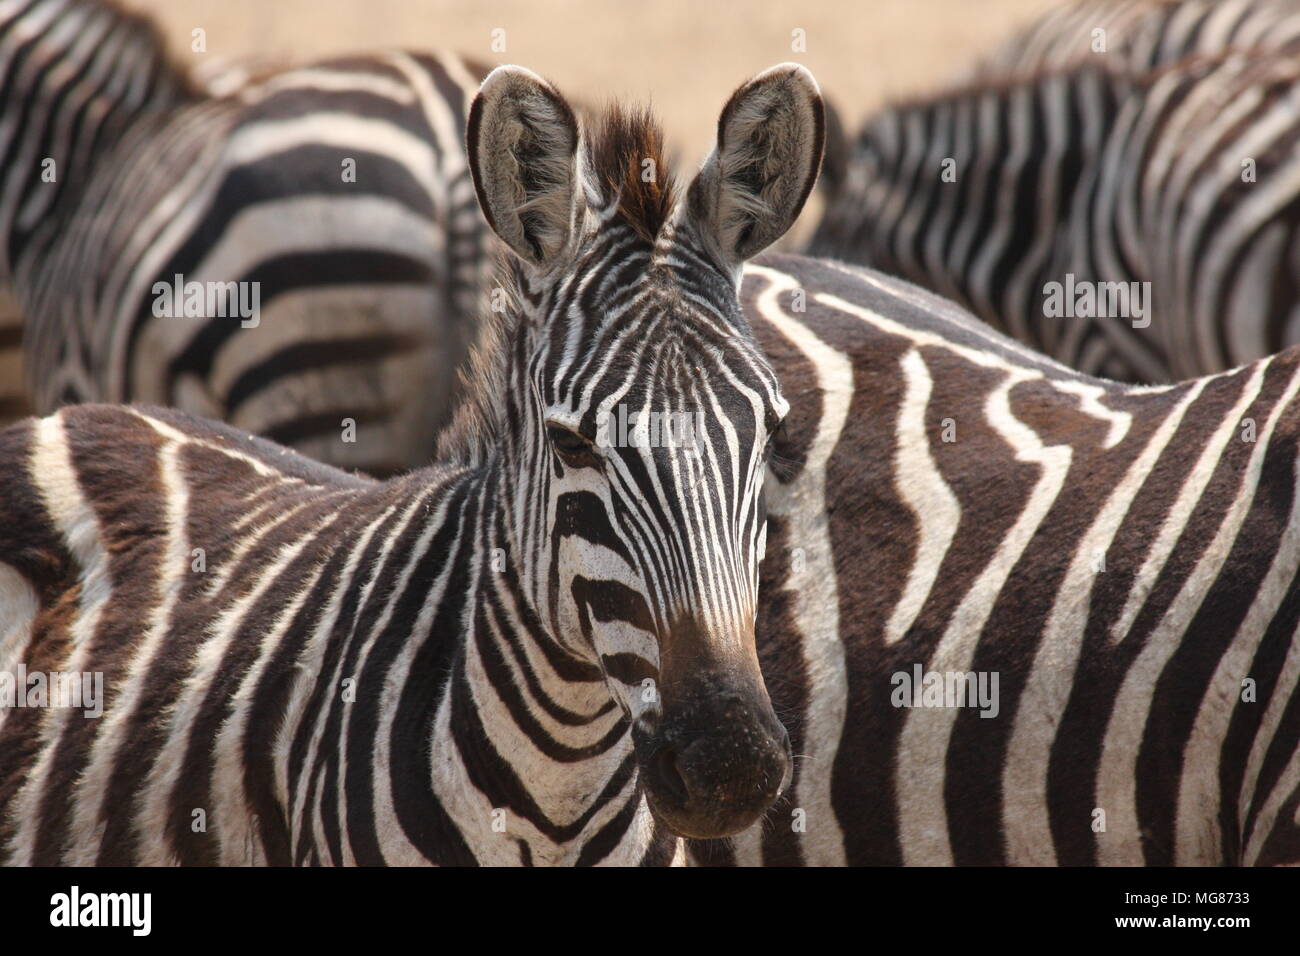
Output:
[[686, 254, 1300, 866], [0, 403, 673, 865], [3, 0, 492, 475], [809, 40, 1300, 382], [0, 0, 187, 431], [0, 64, 826, 865]]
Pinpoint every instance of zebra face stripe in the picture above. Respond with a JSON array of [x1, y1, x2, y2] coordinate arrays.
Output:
[[522, 268, 792, 839]]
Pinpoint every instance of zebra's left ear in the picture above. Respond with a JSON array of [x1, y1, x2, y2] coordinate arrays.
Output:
[[684, 63, 825, 274]]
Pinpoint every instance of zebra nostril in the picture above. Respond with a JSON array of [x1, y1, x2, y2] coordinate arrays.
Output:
[[655, 746, 689, 804]]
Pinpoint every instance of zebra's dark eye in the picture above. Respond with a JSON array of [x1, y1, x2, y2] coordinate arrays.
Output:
[[764, 418, 800, 482], [764, 417, 786, 458], [546, 423, 599, 468]]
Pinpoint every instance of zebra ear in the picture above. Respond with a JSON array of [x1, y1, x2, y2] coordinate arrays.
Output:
[[467, 66, 583, 269], [686, 63, 825, 272]]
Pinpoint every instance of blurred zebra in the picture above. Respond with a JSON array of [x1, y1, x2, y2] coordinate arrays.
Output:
[[809, 46, 1300, 382], [0, 5, 278, 431], [0, 0, 187, 431], [0, 291, 30, 423], [3, 0, 493, 476], [694, 254, 1300, 866], [972, 0, 1300, 78], [0, 63, 825, 865]]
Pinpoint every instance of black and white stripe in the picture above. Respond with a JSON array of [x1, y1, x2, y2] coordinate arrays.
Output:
[[0, 63, 826, 865], [810, 0, 1300, 383], [972, 0, 1300, 79], [0, 0, 186, 430], [684, 253, 1300, 866], [3, 0, 493, 476]]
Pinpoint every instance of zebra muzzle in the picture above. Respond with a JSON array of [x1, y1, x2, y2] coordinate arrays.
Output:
[[639, 667, 792, 840]]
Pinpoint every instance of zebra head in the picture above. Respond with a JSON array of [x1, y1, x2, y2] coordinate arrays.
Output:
[[464, 64, 824, 839]]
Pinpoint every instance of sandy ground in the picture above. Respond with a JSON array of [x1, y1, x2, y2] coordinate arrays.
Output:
[[119, 0, 1060, 162]]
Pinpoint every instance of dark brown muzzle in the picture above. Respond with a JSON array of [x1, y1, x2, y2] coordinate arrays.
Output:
[[638, 625, 791, 839]]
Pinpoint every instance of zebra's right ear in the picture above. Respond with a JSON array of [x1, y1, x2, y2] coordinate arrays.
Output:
[[467, 66, 583, 270]]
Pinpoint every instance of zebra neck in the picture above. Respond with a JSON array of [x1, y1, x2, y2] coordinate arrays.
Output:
[[415, 467, 654, 864], [308, 462, 648, 865], [0, 0, 193, 278]]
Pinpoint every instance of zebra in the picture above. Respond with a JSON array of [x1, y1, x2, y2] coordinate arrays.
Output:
[[808, 42, 1300, 383], [972, 0, 1300, 80], [0, 61, 827, 865], [0, 0, 181, 434], [2, 0, 493, 476], [0, 0, 189, 426], [686, 253, 1300, 866]]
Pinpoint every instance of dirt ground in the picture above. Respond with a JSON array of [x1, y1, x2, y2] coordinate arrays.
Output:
[[119, 0, 1059, 161]]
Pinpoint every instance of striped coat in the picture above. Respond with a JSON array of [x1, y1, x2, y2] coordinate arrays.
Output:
[[972, 0, 1300, 79], [4, 0, 493, 476], [6, 249, 1298, 866], [0, 402, 683, 865], [693, 253, 1300, 865], [809, 44, 1300, 382]]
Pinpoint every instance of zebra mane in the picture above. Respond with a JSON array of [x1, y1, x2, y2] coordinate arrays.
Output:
[[585, 104, 677, 243], [49, 0, 191, 79], [433, 252, 518, 468]]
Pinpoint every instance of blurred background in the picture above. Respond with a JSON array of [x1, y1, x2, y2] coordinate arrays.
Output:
[[118, 0, 1058, 161]]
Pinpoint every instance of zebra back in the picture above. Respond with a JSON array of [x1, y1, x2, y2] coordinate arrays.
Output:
[[17, 49, 493, 476], [691, 252, 1300, 866], [809, 35, 1300, 382], [972, 0, 1300, 79], [4, 1, 497, 476]]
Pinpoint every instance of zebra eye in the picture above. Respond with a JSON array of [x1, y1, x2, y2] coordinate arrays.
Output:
[[764, 419, 799, 482], [546, 423, 599, 468], [764, 418, 787, 457]]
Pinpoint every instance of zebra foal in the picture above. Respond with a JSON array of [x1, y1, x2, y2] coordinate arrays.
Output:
[[0, 62, 827, 866]]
